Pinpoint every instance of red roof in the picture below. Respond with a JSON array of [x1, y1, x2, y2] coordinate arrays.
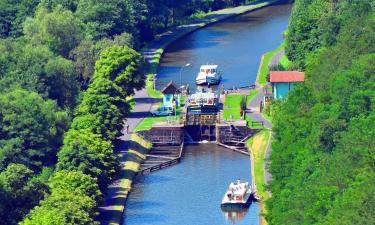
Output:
[[270, 71, 305, 83]]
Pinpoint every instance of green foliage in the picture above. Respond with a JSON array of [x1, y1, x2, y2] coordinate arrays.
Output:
[[24, 6, 84, 57], [95, 45, 145, 96], [0, 0, 40, 38], [0, 164, 48, 225], [49, 170, 102, 205], [285, 0, 374, 69], [21, 190, 98, 225], [75, 0, 138, 40], [267, 1, 375, 224], [57, 129, 119, 191], [0, 89, 68, 171]]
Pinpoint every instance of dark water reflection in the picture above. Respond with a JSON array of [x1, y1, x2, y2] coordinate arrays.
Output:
[[124, 144, 259, 225], [156, 3, 292, 91]]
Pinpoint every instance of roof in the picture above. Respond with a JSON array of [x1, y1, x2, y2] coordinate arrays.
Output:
[[161, 81, 180, 94], [270, 71, 305, 83], [190, 92, 217, 99], [200, 65, 218, 69]]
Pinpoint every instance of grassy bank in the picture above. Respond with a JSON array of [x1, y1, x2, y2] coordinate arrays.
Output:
[[134, 109, 182, 132], [257, 42, 286, 86], [247, 129, 271, 225], [107, 133, 152, 225]]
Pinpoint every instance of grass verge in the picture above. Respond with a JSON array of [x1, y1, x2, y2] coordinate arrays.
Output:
[[223, 94, 246, 120], [257, 42, 286, 86], [107, 133, 152, 225], [246, 129, 271, 225]]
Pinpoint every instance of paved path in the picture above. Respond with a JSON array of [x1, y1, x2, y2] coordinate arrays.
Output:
[[268, 48, 285, 68], [247, 88, 272, 129], [247, 88, 273, 184], [98, 88, 154, 225]]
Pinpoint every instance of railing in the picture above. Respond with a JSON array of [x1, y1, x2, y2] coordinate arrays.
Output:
[[139, 158, 180, 176], [138, 142, 184, 176]]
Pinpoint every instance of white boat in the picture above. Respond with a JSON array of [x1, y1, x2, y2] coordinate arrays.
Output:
[[196, 65, 221, 85], [221, 179, 253, 209]]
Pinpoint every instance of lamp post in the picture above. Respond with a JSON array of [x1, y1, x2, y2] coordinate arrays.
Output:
[[177, 63, 190, 121], [179, 63, 191, 90]]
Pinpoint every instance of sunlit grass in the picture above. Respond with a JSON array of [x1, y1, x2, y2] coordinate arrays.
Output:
[[258, 42, 286, 86]]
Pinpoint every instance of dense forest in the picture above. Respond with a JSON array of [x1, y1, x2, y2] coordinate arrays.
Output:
[[0, 0, 255, 224], [268, 0, 374, 224]]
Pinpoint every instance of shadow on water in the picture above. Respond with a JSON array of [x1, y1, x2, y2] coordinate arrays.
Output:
[[134, 174, 176, 184]]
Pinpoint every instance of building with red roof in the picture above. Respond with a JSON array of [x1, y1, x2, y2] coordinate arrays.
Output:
[[270, 71, 305, 99]]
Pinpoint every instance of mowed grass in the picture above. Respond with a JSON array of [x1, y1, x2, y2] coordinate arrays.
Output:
[[223, 94, 246, 119], [134, 109, 182, 132], [247, 129, 271, 225], [258, 42, 286, 86]]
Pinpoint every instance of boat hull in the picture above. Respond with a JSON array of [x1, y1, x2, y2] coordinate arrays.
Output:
[[221, 201, 251, 209], [196, 77, 221, 85]]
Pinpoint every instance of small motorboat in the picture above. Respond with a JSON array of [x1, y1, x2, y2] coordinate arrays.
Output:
[[221, 179, 253, 209], [196, 65, 221, 85]]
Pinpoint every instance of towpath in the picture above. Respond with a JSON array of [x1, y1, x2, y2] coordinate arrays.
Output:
[[247, 88, 273, 184], [97, 88, 154, 225]]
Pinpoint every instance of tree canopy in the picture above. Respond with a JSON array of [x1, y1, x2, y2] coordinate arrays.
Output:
[[267, 1, 375, 224]]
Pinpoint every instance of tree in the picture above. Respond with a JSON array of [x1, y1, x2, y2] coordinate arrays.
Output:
[[24, 6, 84, 57], [0, 0, 40, 38], [0, 164, 48, 225], [21, 190, 97, 225], [0, 89, 68, 171], [57, 129, 119, 191], [49, 170, 102, 203], [44, 56, 79, 108], [75, 0, 138, 40], [94, 45, 145, 96]]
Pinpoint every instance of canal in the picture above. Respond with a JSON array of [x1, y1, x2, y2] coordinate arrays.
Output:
[[124, 2, 292, 225], [156, 2, 292, 90]]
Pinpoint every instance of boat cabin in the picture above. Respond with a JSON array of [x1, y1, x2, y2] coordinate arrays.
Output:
[[199, 65, 218, 75], [187, 92, 218, 115], [161, 81, 181, 109]]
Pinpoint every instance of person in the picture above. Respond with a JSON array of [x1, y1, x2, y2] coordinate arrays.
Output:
[[236, 178, 241, 185], [126, 122, 130, 134]]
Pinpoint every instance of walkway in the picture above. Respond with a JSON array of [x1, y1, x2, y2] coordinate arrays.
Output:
[[247, 88, 273, 184], [97, 88, 153, 225]]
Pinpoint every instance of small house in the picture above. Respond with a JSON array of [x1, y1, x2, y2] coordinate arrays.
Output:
[[161, 81, 181, 108], [270, 71, 305, 99]]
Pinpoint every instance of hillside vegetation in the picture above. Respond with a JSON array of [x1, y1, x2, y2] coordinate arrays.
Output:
[[267, 0, 374, 224]]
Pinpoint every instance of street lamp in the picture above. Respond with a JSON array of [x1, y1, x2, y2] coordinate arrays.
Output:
[[176, 63, 190, 121], [179, 63, 191, 90]]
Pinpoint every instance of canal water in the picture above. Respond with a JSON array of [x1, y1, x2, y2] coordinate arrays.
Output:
[[156, 2, 292, 91], [124, 144, 257, 225], [124, 2, 292, 225]]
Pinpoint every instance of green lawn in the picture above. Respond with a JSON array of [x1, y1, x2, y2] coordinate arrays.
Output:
[[223, 94, 246, 119], [258, 42, 286, 86], [279, 54, 291, 68], [134, 108, 182, 132], [146, 48, 163, 98]]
